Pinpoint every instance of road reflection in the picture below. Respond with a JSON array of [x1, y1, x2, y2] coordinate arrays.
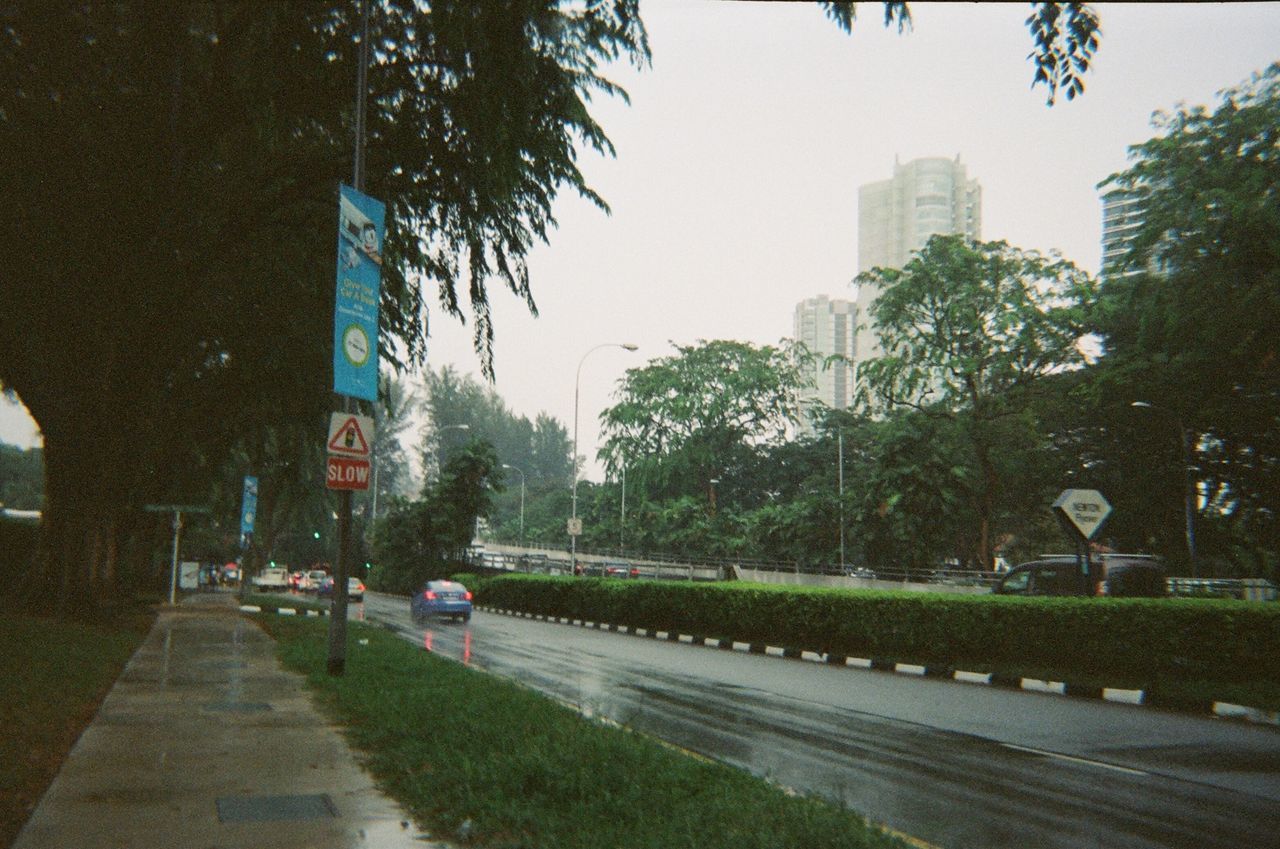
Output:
[[420, 626, 472, 665]]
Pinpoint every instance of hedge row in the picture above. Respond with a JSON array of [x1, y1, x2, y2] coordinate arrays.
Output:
[[475, 575, 1280, 687]]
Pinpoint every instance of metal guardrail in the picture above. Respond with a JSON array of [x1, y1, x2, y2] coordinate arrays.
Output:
[[466, 542, 1000, 587], [468, 541, 1279, 600], [1166, 577, 1278, 602]]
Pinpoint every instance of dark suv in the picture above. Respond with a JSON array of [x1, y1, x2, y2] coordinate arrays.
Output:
[[993, 555, 1166, 598]]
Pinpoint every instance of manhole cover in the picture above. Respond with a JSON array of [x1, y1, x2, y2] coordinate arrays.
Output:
[[216, 793, 338, 822]]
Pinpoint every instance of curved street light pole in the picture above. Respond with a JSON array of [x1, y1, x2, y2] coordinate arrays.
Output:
[[572, 343, 638, 573], [1131, 401, 1197, 576]]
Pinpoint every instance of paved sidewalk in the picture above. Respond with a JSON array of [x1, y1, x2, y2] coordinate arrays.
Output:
[[14, 592, 446, 849]]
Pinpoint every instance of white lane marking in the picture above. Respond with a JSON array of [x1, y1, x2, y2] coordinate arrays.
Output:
[[1001, 743, 1149, 777]]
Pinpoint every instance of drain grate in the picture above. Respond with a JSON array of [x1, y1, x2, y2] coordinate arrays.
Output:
[[202, 701, 272, 713], [216, 793, 338, 823]]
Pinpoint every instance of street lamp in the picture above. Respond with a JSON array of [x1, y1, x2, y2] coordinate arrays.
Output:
[[837, 429, 846, 573], [502, 463, 526, 548], [1131, 401, 1197, 576], [571, 343, 639, 572]]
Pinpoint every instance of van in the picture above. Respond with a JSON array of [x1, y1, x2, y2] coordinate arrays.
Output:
[[993, 555, 1166, 598], [251, 567, 290, 592]]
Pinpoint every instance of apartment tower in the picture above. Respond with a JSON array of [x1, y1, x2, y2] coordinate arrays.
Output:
[[793, 295, 857, 426], [855, 156, 982, 364]]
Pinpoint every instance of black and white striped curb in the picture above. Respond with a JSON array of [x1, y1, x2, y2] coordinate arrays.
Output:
[[239, 604, 329, 617], [478, 605, 1280, 728]]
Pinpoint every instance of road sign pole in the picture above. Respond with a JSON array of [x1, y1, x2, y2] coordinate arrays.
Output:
[[328, 0, 371, 678], [169, 510, 183, 606]]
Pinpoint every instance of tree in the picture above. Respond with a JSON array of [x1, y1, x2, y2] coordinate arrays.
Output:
[[371, 438, 500, 592], [0, 1, 1107, 615], [1089, 63, 1280, 575], [0, 444, 43, 512], [821, 2, 1100, 106], [600, 339, 812, 502], [0, 2, 648, 615], [855, 235, 1096, 569]]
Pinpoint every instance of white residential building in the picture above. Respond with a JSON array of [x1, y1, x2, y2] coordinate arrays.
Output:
[[854, 156, 982, 365], [793, 295, 857, 429]]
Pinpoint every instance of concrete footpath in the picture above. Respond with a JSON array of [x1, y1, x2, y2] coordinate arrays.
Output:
[[14, 592, 446, 849]]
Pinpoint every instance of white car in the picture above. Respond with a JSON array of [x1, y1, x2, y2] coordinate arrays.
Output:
[[302, 569, 329, 592]]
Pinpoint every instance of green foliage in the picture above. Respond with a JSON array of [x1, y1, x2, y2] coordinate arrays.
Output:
[[856, 235, 1096, 568], [478, 576, 1280, 701], [421, 365, 571, 488], [0, 444, 42, 511], [370, 439, 500, 593], [600, 339, 811, 503], [1090, 64, 1280, 575], [0, 1, 648, 614], [818, 2, 1100, 106], [262, 615, 909, 849]]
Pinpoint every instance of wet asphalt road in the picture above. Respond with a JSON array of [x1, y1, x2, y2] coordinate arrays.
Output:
[[357, 593, 1280, 849]]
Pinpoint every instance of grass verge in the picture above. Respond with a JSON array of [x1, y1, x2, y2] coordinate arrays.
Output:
[[256, 614, 911, 849], [241, 591, 331, 614], [0, 611, 152, 847]]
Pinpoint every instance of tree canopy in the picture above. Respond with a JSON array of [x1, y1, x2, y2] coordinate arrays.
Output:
[[599, 339, 812, 501], [0, 1, 647, 613], [1087, 63, 1280, 573], [855, 235, 1096, 567]]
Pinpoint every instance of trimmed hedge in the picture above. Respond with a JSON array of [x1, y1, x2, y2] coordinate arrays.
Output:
[[475, 575, 1280, 688]]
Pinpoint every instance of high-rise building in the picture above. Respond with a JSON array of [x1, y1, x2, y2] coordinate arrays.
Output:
[[793, 295, 857, 426], [1100, 186, 1153, 279], [854, 156, 982, 364]]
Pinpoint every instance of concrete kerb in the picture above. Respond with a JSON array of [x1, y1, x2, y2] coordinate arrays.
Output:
[[473, 604, 1280, 728]]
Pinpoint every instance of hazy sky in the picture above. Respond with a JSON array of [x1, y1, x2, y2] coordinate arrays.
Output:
[[4, 2, 1279, 480]]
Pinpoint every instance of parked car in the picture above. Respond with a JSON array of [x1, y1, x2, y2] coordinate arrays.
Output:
[[316, 577, 365, 602], [410, 580, 473, 624], [993, 555, 1166, 598]]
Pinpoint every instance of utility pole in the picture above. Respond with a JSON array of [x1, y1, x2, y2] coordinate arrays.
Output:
[[327, 0, 371, 677]]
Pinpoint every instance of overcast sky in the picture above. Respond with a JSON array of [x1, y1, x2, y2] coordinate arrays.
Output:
[[4, 2, 1279, 480]]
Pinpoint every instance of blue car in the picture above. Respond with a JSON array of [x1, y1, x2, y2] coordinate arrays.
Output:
[[410, 580, 472, 624]]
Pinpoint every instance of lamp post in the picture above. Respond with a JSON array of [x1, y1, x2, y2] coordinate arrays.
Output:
[[837, 429, 846, 573], [1131, 401, 1197, 576], [619, 463, 627, 553], [571, 343, 639, 573], [502, 463, 525, 548]]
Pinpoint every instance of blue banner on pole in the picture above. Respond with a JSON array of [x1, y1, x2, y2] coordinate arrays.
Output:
[[334, 185, 385, 401], [239, 475, 258, 547]]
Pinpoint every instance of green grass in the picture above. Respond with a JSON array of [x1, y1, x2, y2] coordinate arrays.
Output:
[[257, 615, 911, 849], [241, 591, 331, 614], [0, 612, 151, 847]]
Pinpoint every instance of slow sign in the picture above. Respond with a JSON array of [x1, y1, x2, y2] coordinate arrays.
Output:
[[327, 456, 371, 491]]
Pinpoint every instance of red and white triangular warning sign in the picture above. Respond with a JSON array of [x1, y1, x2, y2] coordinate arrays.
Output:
[[327, 413, 374, 457]]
